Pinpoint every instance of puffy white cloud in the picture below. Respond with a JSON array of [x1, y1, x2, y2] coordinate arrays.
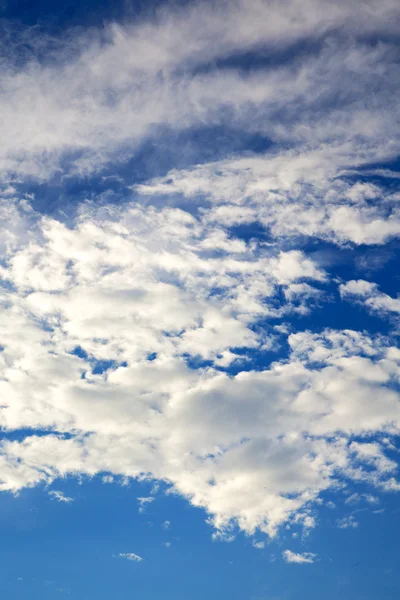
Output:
[[138, 149, 400, 246], [0, 0, 399, 543], [0, 199, 398, 539], [282, 550, 317, 564]]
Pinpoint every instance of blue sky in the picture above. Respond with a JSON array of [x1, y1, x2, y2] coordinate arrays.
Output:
[[0, 0, 400, 598]]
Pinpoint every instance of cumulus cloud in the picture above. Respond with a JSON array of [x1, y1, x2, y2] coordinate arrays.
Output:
[[0, 0, 398, 544], [0, 199, 398, 538], [283, 550, 317, 564], [138, 152, 400, 246]]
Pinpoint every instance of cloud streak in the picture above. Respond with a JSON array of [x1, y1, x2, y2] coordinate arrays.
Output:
[[283, 550, 317, 564], [0, 1, 399, 181]]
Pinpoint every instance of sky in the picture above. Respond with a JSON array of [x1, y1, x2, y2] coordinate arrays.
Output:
[[0, 0, 399, 598]]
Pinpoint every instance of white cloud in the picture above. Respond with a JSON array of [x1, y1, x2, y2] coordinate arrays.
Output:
[[117, 553, 143, 562], [0, 200, 398, 538], [303, 515, 316, 530], [0, 0, 398, 544], [49, 490, 74, 503], [345, 493, 379, 505], [336, 516, 359, 529], [137, 496, 155, 513], [283, 550, 317, 564], [0, 1, 398, 181], [340, 280, 400, 318], [102, 475, 114, 484], [138, 149, 400, 247], [252, 540, 265, 549], [212, 530, 236, 543]]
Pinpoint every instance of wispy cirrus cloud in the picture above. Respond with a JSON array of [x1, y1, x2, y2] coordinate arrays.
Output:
[[0, 0, 399, 181]]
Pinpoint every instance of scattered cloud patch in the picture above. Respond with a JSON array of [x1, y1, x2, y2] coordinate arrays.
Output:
[[345, 493, 379, 505], [340, 280, 400, 319], [137, 497, 155, 513], [49, 491, 74, 503], [336, 516, 359, 529], [102, 475, 114, 484], [283, 550, 317, 564], [117, 553, 143, 563]]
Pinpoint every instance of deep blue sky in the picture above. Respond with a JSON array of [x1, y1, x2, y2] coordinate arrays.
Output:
[[1, 476, 399, 600]]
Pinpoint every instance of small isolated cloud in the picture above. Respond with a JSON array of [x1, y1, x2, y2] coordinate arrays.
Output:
[[162, 542, 172, 548], [364, 494, 379, 505], [137, 496, 155, 513], [163, 520, 171, 529], [252, 541, 265, 549], [336, 516, 359, 529], [49, 491, 74, 503], [117, 553, 143, 562], [345, 493, 361, 505], [283, 550, 317, 564], [303, 515, 316, 530], [345, 493, 379, 505]]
